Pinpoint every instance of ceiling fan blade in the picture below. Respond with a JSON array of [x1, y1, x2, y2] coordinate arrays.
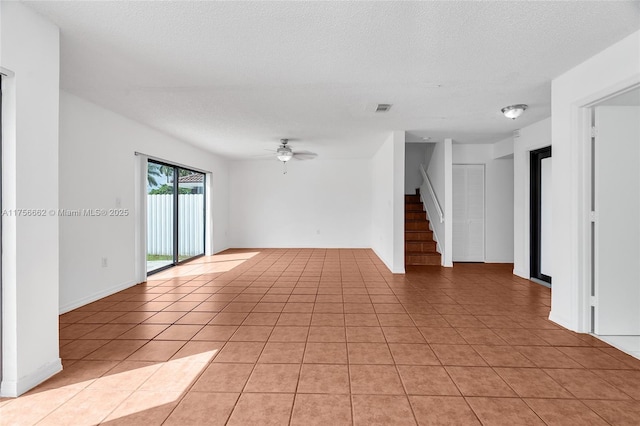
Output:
[[249, 148, 277, 157], [292, 152, 317, 160]]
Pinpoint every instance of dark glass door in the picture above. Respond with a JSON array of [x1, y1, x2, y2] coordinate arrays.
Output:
[[147, 160, 205, 274], [530, 146, 552, 285]]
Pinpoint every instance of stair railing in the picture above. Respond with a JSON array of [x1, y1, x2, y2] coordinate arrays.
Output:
[[419, 163, 444, 223]]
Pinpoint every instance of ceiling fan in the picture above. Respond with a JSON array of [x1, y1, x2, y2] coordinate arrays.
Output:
[[271, 139, 317, 174]]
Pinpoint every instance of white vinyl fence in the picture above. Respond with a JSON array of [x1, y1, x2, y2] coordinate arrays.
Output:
[[147, 194, 205, 256]]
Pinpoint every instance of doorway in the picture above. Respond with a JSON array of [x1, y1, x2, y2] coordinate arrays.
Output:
[[530, 146, 552, 285], [146, 160, 206, 274], [591, 87, 640, 352]]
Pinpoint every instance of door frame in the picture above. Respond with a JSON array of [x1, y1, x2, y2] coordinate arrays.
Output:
[[0, 68, 16, 391], [574, 79, 640, 333], [530, 146, 552, 284], [589, 90, 640, 335], [146, 159, 206, 275]]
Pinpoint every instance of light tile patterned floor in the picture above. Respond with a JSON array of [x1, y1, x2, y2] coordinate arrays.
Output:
[[2, 248, 640, 425]]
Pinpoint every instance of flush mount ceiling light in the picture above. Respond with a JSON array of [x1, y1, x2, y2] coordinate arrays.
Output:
[[501, 104, 528, 120]]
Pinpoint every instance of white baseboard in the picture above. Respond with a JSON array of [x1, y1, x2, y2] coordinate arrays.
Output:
[[0, 358, 62, 397], [549, 311, 576, 332], [485, 259, 515, 264], [513, 268, 529, 279], [371, 247, 393, 273], [392, 266, 406, 274], [594, 335, 640, 360], [371, 247, 405, 274], [226, 244, 371, 249], [59, 279, 139, 314], [211, 245, 230, 255]]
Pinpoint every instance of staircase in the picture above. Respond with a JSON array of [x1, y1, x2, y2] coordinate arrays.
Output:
[[405, 190, 441, 266]]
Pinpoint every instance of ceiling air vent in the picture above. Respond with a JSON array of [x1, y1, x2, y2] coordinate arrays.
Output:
[[375, 104, 392, 113], [513, 129, 521, 138]]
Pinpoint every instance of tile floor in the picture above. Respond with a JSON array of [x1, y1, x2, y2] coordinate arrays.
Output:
[[2, 248, 640, 425]]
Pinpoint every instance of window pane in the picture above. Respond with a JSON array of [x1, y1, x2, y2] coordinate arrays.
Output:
[[147, 162, 174, 272], [177, 168, 205, 261]]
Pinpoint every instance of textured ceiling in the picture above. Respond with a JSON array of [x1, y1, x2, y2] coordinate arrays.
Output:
[[23, 1, 640, 159]]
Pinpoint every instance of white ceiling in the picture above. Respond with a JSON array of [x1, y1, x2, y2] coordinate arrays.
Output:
[[24, 1, 640, 159]]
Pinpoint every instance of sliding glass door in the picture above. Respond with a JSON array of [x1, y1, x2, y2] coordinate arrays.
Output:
[[178, 167, 205, 261], [147, 160, 205, 274]]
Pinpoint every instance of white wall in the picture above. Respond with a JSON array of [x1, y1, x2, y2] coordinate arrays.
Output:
[[0, 2, 61, 396], [550, 29, 639, 332], [452, 144, 492, 163], [486, 158, 514, 262], [229, 158, 371, 248], [513, 118, 551, 279], [392, 133, 406, 271], [59, 92, 229, 313], [372, 137, 394, 269], [405, 143, 427, 194], [493, 137, 515, 159], [371, 131, 405, 273], [453, 143, 515, 263]]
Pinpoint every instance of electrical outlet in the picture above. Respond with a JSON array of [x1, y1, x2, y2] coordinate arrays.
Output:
[[101, 257, 108, 268]]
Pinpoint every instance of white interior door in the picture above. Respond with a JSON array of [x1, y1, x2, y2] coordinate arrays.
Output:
[[453, 164, 485, 262], [594, 105, 640, 335]]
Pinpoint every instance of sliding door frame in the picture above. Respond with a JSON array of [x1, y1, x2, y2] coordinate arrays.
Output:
[[530, 146, 552, 284], [147, 159, 206, 275]]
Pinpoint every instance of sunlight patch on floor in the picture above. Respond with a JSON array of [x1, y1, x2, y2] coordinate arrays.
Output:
[[150, 251, 260, 280], [0, 350, 218, 425]]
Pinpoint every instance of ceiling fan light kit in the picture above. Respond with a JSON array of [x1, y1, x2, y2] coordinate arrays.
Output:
[[276, 146, 293, 162], [274, 138, 318, 174], [501, 104, 528, 120]]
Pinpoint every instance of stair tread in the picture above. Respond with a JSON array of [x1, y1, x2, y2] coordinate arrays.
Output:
[[406, 251, 440, 256], [405, 194, 435, 263]]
